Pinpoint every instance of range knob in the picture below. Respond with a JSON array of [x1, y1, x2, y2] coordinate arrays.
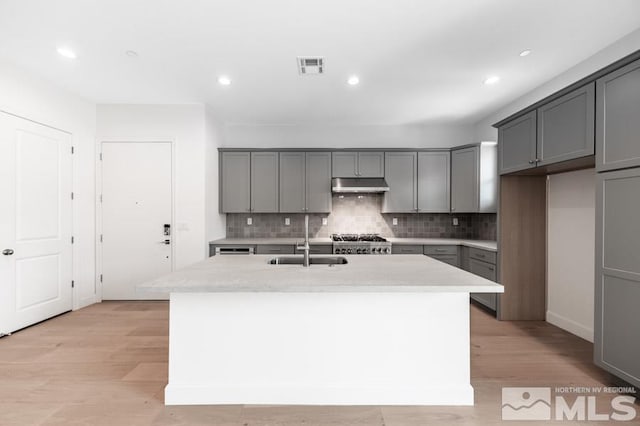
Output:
[[334, 248, 340, 254], [341, 248, 347, 254], [384, 247, 391, 254], [363, 248, 369, 254], [347, 248, 352, 254], [356, 248, 362, 254]]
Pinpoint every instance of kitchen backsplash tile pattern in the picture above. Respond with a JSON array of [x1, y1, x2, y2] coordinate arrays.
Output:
[[226, 194, 496, 240]]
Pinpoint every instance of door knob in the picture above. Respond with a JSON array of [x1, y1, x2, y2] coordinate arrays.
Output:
[[2, 249, 14, 255], [160, 240, 170, 245]]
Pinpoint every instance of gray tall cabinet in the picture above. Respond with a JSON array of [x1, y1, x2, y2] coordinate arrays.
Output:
[[594, 58, 640, 389]]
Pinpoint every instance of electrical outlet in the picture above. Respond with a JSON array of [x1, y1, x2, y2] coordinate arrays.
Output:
[[392, 218, 398, 226], [247, 217, 252, 226], [322, 217, 328, 226], [284, 217, 290, 226], [452, 217, 459, 226]]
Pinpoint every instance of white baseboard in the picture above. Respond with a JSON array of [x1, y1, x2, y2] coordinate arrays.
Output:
[[546, 311, 593, 342]]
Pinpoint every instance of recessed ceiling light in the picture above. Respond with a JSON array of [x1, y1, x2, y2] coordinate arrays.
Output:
[[218, 76, 231, 86], [519, 49, 532, 57], [57, 47, 77, 59], [483, 76, 500, 85], [347, 75, 360, 86], [125, 50, 138, 58]]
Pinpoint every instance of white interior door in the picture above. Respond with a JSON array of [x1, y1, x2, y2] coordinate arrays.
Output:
[[0, 112, 73, 335], [101, 142, 172, 300]]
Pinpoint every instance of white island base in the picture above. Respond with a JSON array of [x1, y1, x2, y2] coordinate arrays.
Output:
[[165, 291, 473, 406]]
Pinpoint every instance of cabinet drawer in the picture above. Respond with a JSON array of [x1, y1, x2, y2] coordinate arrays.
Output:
[[392, 245, 423, 254], [255, 245, 295, 255], [426, 254, 459, 268], [309, 245, 333, 255], [469, 258, 497, 281], [424, 245, 458, 255], [468, 247, 496, 264]]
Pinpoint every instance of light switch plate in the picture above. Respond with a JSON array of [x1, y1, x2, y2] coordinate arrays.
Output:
[[322, 218, 328, 226], [452, 217, 459, 226], [392, 218, 398, 226], [247, 217, 252, 226], [285, 217, 290, 226]]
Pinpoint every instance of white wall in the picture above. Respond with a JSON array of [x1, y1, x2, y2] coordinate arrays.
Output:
[[473, 28, 640, 141], [0, 60, 97, 310], [96, 104, 210, 270], [224, 122, 475, 148], [205, 106, 226, 248], [546, 169, 595, 342]]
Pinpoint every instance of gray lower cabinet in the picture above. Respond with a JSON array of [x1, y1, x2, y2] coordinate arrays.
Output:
[[596, 58, 640, 172], [392, 245, 423, 255], [537, 83, 594, 166], [424, 245, 459, 267], [417, 151, 450, 212], [595, 168, 640, 388], [220, 152, 251, 213], [250, 152, 279, 212], [382, 152, 417, 212], [469, 259, 497, 311], [279, 152, 332, 213], [498, 111, 537, 174], [332, 151, 384, 178], [309, 244, 333, 255]]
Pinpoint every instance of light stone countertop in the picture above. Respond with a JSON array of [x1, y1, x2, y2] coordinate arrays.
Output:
[[137, 254, 504, 294], [209, 237, 497, 252]]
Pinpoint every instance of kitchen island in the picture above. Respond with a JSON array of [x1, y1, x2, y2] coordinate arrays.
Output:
[[138, 254, 503, 406]]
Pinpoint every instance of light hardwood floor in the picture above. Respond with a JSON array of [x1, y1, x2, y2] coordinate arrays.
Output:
[[0, 301, 636, 425]]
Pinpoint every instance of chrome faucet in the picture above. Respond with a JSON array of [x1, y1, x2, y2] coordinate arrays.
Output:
[[296, 214, 310, 267]]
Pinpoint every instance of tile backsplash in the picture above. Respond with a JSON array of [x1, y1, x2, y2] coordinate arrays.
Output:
[[226, 194, 496, 240]]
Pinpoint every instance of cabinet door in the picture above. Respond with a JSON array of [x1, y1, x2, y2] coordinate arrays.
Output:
[[451, 147, 479, 213], [357, 152, 384, 177], [417, 151, 450, 212], [596, 59, 640, 172], [537, 83, 595, 166], [426, 254, 459, 268], [382, 152, 417, 213], [279, 152, 306, 213], [305, 152, 332, 213], [331, 152, 358, 177], [221, 152, 250, 213], [498, 111, 537, 174], [250, 152, 279, 212], [595, 168, 640, 388]]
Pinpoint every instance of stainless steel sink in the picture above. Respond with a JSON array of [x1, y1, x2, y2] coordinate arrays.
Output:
[[268, 256, 348, 265]]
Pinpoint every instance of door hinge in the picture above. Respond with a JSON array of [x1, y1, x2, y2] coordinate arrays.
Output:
[[99, 153, 103, 161], [100, 274, 103, 283], [71, 280, 75, 288], [99, 194, 103, 203], [71, 146, 75, 154], [71, 192, 74, 200], [71, 236, 74, 244], [100, 234, 103, 243]]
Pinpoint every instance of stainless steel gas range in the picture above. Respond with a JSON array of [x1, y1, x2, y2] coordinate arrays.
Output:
[[331, 234, 392, 255]]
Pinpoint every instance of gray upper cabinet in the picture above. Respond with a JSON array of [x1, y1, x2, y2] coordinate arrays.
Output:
[[331, 151, 384, 177], [417, 151, 450, 213], [596, 58, 640, 172], [220, 152, 251, 213], [279, 152, 331, 213], [498, 111, 536, 174], [595, 167, 640, 388], [382, 152, 417, 213], [305, 152, 332, 212], [279, 152, 306, 213], [537, 83, 595, 166], [250, 152, 279, 212], [451, 143, 497, 213], [451, 147, 478, 213]]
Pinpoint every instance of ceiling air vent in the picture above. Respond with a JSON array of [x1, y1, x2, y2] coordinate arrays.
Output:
[[298, 57, 324, 75]]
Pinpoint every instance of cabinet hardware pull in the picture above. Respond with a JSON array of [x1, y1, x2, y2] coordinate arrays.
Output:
[[528, 160, 535, 164]]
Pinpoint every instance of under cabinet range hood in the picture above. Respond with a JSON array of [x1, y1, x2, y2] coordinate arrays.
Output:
[[331, 178, 390, 193]]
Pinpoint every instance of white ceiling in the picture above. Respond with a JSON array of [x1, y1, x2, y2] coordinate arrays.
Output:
[[1, 0, 639, 126]]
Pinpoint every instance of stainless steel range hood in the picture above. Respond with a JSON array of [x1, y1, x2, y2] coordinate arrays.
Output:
[[331, 178, 390, 193]]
